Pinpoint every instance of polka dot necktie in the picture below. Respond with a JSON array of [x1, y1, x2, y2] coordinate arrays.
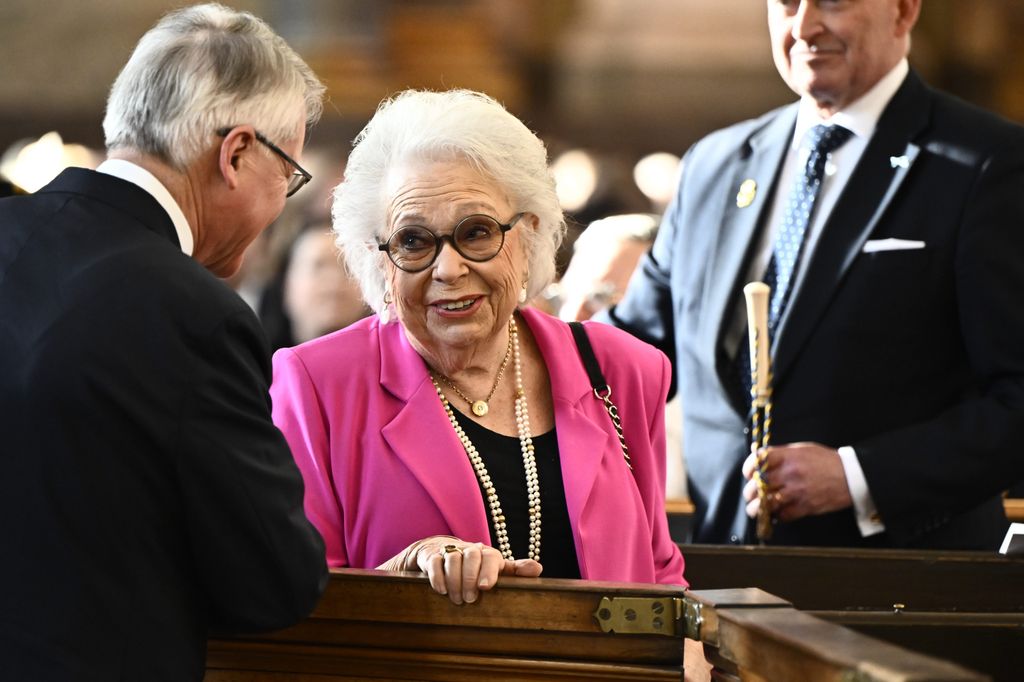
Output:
[[734, 124, 852, 403], [763, 124, 853, 335]]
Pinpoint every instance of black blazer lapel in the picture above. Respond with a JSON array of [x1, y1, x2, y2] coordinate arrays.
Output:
[[772, 71, 932, 386], [705, 106, 796, 412]]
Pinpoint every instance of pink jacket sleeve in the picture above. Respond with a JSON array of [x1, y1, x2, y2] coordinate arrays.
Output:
[[270, 347, 349, 568]]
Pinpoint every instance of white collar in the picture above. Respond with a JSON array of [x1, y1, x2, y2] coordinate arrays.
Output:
[[793, 58, 909, 148], [96, 158, 194, 256]]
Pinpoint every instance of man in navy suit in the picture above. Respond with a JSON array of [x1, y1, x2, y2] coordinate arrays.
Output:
[[0, 5, 328, 679], [604, 0, 1024, 548]]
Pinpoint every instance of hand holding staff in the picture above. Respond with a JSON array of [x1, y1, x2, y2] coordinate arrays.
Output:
[[743, 282, 773, 541]]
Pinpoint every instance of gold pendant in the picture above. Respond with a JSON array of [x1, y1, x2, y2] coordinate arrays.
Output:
[[471, 400, 489, 417]]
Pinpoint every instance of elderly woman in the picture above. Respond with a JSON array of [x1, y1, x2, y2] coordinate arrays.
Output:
[[271, 89, 686, 604]]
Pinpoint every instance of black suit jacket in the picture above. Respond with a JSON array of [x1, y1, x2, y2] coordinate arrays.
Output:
[[0, 169, 327, 680], [607, 70, 1024, 548]]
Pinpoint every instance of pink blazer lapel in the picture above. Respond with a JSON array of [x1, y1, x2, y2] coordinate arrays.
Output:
[[377, 321, 493, 544], [520, 310, 620, 556]]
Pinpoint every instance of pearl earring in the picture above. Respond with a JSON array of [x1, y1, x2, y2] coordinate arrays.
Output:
[[518, 282, 528, 304]]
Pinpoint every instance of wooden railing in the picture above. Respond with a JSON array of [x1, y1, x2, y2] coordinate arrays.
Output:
[[667, 498, 1024, 524], [686, 588, 987, 682], [206, 568, 987, 681], [681, 544, 1024, 681]]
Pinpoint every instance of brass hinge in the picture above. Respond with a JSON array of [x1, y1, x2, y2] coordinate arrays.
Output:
[[593, 596, 685, 636], [681, 597, 703, 641]]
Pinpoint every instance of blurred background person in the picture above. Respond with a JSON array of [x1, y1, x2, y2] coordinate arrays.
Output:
[[260, 219, 371, 350], [223, 145, 344, 313], [554, 213, 688, 504], [555, 213, 659, 322]]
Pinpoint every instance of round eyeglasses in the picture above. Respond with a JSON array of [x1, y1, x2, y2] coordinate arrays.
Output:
[[378, 213, 525, 273]]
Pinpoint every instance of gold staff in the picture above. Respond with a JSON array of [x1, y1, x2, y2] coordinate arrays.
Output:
[[743, 282, 773, 541]]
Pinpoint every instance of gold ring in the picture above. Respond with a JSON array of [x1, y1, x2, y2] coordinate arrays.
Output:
[[442, 544, 462, 555]]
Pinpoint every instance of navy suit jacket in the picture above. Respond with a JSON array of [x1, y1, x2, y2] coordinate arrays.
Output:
[[0, 169, 327, 680], [607, 70, 1024, 548]]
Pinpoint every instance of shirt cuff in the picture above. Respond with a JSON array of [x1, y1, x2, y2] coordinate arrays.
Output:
[[837, 446, 885, 536]]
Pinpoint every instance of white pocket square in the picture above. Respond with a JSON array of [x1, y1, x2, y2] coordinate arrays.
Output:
[[861, 238, 926, 253]]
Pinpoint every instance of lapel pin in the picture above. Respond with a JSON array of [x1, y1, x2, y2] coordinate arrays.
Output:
[[736, 179, 757, 208], [890, 155, 909, 169]]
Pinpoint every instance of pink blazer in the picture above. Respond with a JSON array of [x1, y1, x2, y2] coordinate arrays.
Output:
[[271, 306, 686, 586]]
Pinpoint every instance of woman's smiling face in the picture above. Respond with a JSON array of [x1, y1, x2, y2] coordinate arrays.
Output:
[[383, 157, 530, 364]]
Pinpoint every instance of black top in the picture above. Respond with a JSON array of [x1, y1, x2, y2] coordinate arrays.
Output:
[[452, 409, 581, 579]]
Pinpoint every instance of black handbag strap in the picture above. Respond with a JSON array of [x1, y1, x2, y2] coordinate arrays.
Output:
[[568, 321, 633, 472], [569, 321, 607, 393]]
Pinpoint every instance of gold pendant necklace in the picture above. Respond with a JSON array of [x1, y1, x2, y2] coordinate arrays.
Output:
[[431, 316, 540, 561], [435, 326, 513, 417]]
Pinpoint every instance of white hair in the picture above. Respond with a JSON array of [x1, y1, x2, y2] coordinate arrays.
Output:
[[332, 89, 566, 312], [103, 3, 324, 170]]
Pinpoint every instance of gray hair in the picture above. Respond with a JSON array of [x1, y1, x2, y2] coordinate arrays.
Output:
[[103, 3, 324, 170], [332, 89, 566, 313]]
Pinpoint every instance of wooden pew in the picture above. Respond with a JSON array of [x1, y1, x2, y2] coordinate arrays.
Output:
[[667, 499, 1024, 541], [207, 569, 688, 681], [681, 544, 1024, 681], [686, 589, 987, 682], [206, 568, 986, 681]]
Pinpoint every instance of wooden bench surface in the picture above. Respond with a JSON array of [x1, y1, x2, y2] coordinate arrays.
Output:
[[680, 544, 1024, 612], [206, 569, 987, 682]]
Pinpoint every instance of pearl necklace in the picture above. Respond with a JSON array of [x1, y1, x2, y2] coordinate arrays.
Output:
[[430, 316, 541, 561], [434, 331, 512, 417]]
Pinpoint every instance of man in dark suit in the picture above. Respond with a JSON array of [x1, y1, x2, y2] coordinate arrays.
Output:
[[604, 0, 1024, 548], [0, 5, 328, 679]]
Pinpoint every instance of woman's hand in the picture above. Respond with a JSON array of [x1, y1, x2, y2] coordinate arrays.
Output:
[[420, 540, 543, 605], [380, 536, 543, 605]]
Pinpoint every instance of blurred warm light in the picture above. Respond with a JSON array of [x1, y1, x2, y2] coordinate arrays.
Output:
[[551, 149, 598, 212], [1, 132, 98, 193], [633, 152, 682, 208]]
